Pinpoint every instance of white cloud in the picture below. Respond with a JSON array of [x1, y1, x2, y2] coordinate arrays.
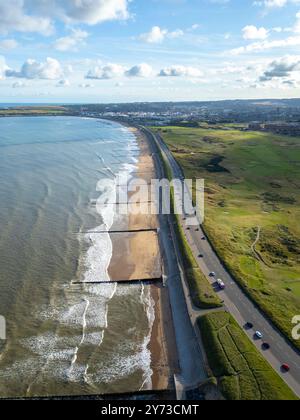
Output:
[[0, 39, 18, 50], [242, 25, 269, 40], [0, 56, 9, 80], [86, 63, 125, 79], [254, 0, 300, 9], [125, 63, 153, 77], [54, 29, 88, 52], [229, 34, 300, 54], [0, 0, 54, 35], [54, 0, 130, 25], [229, 11, 300, 54], [0, 0, 130, 35], [86, 63, 153, 79], [6, 57, 64, 80], [159, 65, 203, 78], [139, 26, 184, 43]]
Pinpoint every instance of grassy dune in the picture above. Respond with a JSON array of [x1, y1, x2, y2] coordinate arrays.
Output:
[[154, 126, 300, 348], [198, 311, 297, 400]]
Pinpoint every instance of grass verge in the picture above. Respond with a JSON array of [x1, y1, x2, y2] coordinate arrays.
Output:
[[198, 311, 298, 400]]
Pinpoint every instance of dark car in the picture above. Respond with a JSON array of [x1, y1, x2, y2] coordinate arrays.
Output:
[[198, 254, 204, 258], [245, 322, 254, 330], [262, 343, 270, 351]]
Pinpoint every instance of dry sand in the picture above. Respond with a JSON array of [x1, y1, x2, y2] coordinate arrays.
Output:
[[108, 231, 161, 281]]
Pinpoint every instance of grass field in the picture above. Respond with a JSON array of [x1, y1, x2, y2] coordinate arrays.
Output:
[[198, 311, 297, 400], [153, 125, 300, 348], [0, 107, 68, 116]]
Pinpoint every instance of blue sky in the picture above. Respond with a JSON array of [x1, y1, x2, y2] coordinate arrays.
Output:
[[0, 0, 300, 103]]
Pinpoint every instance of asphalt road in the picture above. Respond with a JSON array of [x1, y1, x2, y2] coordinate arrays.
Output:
[[144, 126, 300, 398]]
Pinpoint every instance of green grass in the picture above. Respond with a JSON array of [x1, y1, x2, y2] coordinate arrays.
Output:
[[153, 126, 300, 349], [0, 107, 68, 116], [198, 311, 298, 400]]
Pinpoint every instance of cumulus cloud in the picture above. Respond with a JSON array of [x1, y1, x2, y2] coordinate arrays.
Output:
[[86, 63, 125, 80], [0, 0, 54, 35], [6, 57, 64, 80], [53, 0, 130, 25], [242, 25, 269, 40], [158, 65, 203, 78], [228, 11, 300, 55], [125, 63, 153, 77], [259, 55, 300, 81], [0, 0, 130, 35], [139, 26, 184, 43], [54, 29, 88, 52], [86, 62, 153, 79]]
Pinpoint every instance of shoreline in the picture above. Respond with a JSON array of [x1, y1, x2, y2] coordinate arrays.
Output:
[[106, 123, 178, 391], [129, 127, 179, 391]]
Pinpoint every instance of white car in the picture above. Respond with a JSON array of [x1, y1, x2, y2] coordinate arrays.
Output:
[[217, 279, 225, 290], [255, 331, 263, 339]]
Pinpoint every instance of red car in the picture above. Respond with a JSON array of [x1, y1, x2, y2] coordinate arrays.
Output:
[[281, 364, 290, 372]]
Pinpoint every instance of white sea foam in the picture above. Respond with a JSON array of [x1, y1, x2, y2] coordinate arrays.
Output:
[[140, 286, 155, 390]]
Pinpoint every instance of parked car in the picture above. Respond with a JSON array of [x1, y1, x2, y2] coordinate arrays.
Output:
[[245, 322, 254, 329], [209, 272, 216, 277]]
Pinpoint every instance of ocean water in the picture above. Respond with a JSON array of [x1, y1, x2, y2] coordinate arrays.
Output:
[[0, 116, 154, 397]]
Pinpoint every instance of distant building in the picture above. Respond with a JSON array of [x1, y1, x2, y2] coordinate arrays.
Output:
[[248, 122, 300, 136], [264, 123, 300, 136], [248, 122, 264, 131]]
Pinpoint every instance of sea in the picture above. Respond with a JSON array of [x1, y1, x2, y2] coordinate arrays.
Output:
[[0, 116, 154, 398]]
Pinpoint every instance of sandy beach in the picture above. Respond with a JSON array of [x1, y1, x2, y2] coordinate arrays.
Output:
[[107, 125, 179, 391]]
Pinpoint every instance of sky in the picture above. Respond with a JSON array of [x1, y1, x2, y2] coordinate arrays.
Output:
[[1, 0, 300, 103]]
